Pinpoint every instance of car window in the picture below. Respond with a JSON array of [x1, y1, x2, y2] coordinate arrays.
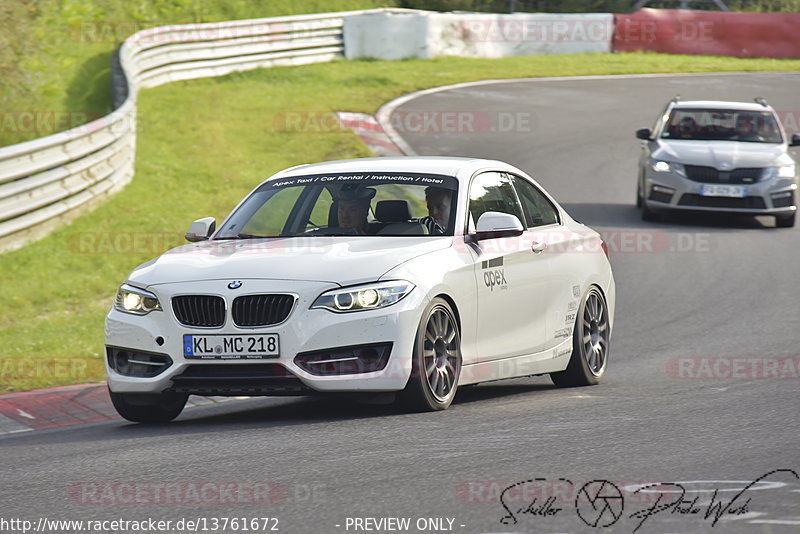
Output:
[[468, 172, 525, 230], [509, 174, 559, 228], [217, 173, 458, 238], [240, 186, 302, 236], [307, 187, 333, 229], [652, 102, 671, 136], [661, 108, 783, 143], [371, 184, 429, 218]]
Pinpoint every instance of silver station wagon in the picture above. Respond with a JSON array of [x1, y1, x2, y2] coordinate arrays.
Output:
[[636, 98, 799, 227]]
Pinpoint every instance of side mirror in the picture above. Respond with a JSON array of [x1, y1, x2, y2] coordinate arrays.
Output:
[[790, 133, 800, 147], [475, 212, 524, 240], [636, 128, 652, 140], [185, 217, 216, 242]]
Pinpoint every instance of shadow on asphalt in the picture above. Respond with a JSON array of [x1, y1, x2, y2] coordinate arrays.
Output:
[[144, 380, 559, 430], [4, 380, 565, 442], [561, 202, 774, 231]]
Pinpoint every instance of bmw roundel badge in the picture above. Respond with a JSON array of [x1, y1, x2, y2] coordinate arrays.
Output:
[[228, 281, 242, 289]]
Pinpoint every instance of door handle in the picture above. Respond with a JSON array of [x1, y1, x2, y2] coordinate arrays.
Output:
[[532, 241, 547, 254]]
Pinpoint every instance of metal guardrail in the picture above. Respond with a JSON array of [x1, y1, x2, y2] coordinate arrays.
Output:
[[0, 9, 410, 253]]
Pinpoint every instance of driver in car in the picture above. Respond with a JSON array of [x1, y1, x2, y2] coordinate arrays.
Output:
[[734, 115, 761, 141], [337, 186, 375, 235]]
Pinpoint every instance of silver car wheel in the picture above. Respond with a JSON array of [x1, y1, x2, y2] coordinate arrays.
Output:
[[581, 289, 609, 377], [423, 307, 459, 402]]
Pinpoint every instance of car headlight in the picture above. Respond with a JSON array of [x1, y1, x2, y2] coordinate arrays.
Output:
[[311, 281, 415, 313], [114, 284, 162, 315], [651, 160, 686, 176], [765, 164, 797, 180]]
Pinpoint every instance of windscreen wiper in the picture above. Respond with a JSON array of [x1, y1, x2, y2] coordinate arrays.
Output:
[[227, 233, 284, 239]]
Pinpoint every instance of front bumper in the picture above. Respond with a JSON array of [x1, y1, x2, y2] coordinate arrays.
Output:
[[642, 169, 797, 216], [105, 279, 425, 395]]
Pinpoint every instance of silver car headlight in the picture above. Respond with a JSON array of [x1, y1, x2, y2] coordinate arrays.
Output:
[[114, 284, 162, 315], [651, 160, 686, 177], [311, 280, 414, 313], [763, 164, 797, 180]]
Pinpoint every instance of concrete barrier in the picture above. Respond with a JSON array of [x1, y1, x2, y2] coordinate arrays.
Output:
[[345, 11, 614, 60], [614, 8, 800, 58]]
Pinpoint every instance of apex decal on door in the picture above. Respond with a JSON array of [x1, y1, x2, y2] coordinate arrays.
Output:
[[481, 257, 507, 291]]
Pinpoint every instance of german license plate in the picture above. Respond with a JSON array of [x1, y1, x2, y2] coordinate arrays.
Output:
[[699, 184, 747, 198], [183, 334, 279, 360]]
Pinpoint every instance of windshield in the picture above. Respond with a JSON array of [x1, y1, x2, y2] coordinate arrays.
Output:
[[216, 172, 458, 239], [661, 108, 783, 143]]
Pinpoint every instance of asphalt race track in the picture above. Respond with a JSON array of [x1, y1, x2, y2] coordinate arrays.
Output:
[[3, 73, 799, 534]]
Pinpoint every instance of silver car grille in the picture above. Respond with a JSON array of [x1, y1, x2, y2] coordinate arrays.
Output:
[[684, 165, 764, 184]]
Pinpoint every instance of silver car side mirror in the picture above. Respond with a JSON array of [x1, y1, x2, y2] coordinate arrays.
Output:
[[185, 217, 216, 242]]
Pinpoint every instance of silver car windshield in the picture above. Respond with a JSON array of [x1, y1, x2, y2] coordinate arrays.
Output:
[[661, 108, 783, 143], [216, 173, 458, 239]]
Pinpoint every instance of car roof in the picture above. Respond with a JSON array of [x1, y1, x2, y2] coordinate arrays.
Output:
[[672, 100, 774, 112], [268, 156, 516, 182]]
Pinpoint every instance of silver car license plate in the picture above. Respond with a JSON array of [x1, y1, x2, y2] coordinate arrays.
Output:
[[183, 334, 279, 359], [699, 184, 747, 198]]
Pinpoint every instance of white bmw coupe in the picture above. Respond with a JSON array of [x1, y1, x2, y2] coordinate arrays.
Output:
[[105, 157, 615, 422]]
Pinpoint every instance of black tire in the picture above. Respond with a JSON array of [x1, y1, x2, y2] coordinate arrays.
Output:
[[636, 181, 642, 208], [776, 213, 795, 228], [109, 388, 188, 423], [398, 297, 461, 412], [641, 199, 660, 222], [551, 287, 609, 387]]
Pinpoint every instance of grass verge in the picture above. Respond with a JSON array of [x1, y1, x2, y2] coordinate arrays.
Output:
[[0, 0, 394, 148], [2, 52, 800, 392]]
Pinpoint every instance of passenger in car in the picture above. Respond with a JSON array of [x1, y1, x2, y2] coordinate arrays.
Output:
[[420, 186, 452, 235]]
